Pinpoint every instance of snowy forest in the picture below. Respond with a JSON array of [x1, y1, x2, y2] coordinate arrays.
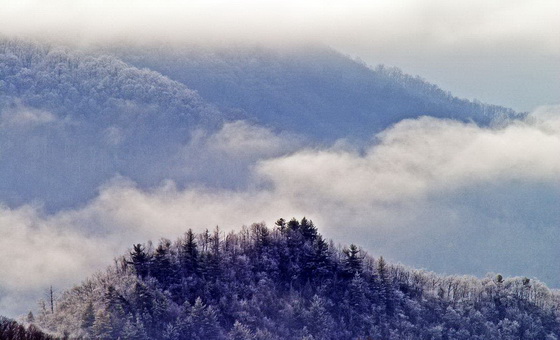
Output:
[[33, 219, 560, 340]]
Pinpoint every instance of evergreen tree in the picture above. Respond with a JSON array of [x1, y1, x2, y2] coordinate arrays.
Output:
[[163, 322, 180, 340], [81, 302, 95, 331], [92, 309, 113, 340], [120, 314, 149, 340], [305, 295, 334, 340], [153, 239, 179, 286], [300, 217, 317, 242], [343, 244, 362, 277], [130, 243, 151, 278], [228, 321, 255, 340], [26, 311, 34, 323], [181, 229, 199, 275], [189, 297, 223, 340]]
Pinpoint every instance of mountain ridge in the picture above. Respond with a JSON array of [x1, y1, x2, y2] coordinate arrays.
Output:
[[114, 43, 520, 140]]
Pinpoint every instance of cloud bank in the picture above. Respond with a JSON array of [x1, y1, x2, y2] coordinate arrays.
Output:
[[0, 0, 557, 53], [1, 0, 559, 111], [1, 107, 559, 316]]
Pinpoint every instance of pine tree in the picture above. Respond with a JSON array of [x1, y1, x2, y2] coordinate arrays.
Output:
[[306, 295, 333, 340], [26, 311, 35, 323], [153, 239, 178, 286], [343, 244, 362, 277], [189, 297, 222, 340], [92, 309, 113, 340], [375, 256, 393, 316], [228, 321, 254, 340], [275, 218, 287, 232], [300, 217, 317, 242], [182, 229, 199, 275], [163, 322, 180, 340], [130, 243, 151, 278], [81, 302, 95, 330]]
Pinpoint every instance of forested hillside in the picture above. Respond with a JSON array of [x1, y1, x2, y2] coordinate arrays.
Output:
[[0, 38, 230, 209], [38, 219, 560, 339], [0, 39, 223, 123], [117, 45, 520, 140], [0, 38, 520, 210]]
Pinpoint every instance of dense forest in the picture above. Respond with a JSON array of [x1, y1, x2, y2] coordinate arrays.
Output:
[[36, 218, 560, 339]]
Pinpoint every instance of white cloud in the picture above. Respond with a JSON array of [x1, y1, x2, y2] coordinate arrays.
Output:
[[207, 121, 300, 158], [1, 0, 558, 110], [1, 108, 560, 317], [258, 113, 560, 207], [0, 0, 556, 53]]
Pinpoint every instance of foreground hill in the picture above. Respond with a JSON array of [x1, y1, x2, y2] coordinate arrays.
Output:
[[118, 44, 520, 140], [38, 219, 560, 339]]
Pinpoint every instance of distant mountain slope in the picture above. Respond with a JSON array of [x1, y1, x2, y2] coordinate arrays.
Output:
[[0, 39, 231, 209], [117, 44, 520, 140], [38, 219, 560, 339], [0, 39, 224, 125], [0, 39, 521, 210]]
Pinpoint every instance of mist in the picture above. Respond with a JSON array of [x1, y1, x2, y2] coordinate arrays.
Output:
[[0, 0, 558, 110], [1, 107, 559, 316]]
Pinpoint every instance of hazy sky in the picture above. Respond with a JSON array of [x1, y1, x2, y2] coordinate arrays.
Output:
[[0, 0, 558, 111]]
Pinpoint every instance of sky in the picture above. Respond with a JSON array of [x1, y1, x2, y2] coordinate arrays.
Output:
[[0, 0, 558, 111], [1, 0, 560, 317]]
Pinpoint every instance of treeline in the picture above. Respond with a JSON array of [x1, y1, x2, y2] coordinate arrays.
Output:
[[117, 45, 520, 141], [373, 64, 520, 122], [0, 317, 55, 340], [38, 218, 560, 339]]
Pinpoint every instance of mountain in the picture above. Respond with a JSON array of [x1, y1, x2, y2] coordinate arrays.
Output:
[[0, 39, 232, 210], [0, 38, 521, 211], [37, 219, 560, 339], [116, 44, 520, 140]]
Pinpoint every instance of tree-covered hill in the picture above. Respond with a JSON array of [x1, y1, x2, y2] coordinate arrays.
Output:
[[117, 44, 520, 140], [0, 38, 232, 210], [38, 219, 560, 339]]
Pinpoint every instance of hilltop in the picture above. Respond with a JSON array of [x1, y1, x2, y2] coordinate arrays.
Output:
[[37, 219, 560, 339]]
